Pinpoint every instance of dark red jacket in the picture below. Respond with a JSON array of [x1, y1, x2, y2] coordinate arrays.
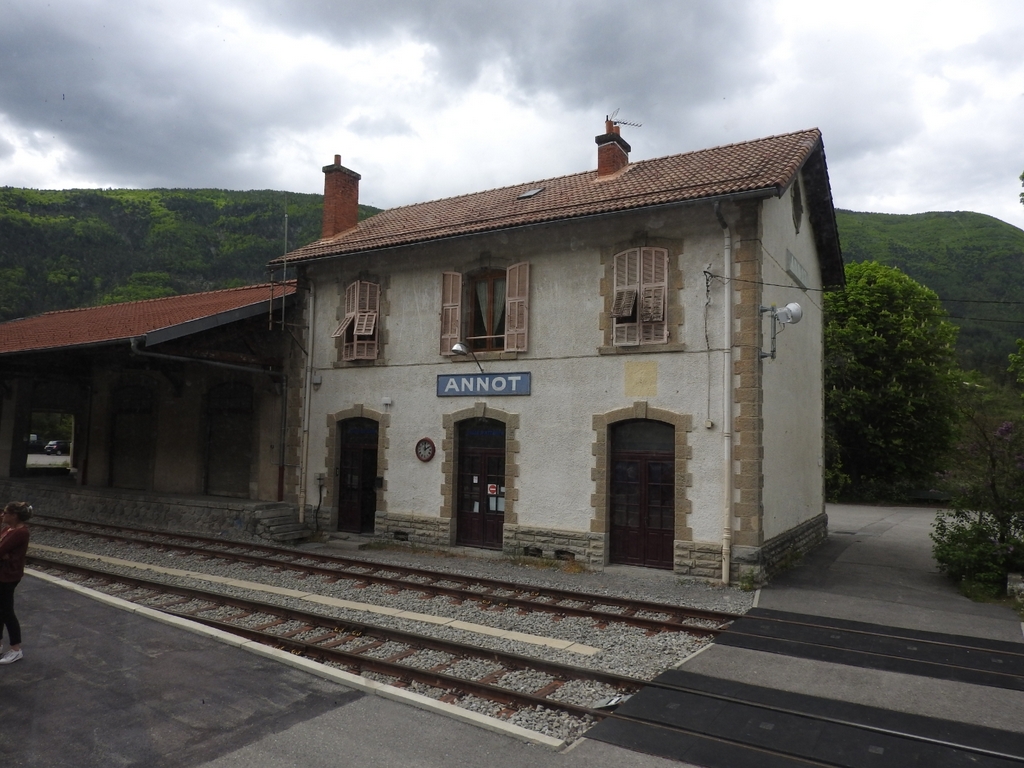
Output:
[[0, 526, 29, 582]]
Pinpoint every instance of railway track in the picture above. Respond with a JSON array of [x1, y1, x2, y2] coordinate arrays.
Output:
[[31, 516, 736, 636], [29, 555, 642, 726], [718, 607, 1024, 692], [34, 554, 1024, 765]]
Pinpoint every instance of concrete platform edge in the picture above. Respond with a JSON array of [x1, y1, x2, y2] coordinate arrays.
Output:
[[25, 570, 567, 751]]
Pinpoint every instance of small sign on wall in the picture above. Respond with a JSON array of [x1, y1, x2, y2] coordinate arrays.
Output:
[[437, 372, 531, 396]]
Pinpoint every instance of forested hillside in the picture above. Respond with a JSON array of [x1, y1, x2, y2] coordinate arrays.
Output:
[[835, 209, 1024, 376], [0, 187, 379, 322], [3, 188, 1022, 378]]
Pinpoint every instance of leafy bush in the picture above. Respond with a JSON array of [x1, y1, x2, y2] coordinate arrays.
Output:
[[933, 399, 1024, 595], [931, 508, 1024, 595]]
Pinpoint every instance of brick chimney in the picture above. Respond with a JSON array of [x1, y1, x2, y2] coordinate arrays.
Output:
[[321, 154, 361, 238], [595, 119, 631, 177]]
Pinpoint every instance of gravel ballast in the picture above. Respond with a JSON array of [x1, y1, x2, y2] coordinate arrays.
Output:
[[29, 526, 755, 743]]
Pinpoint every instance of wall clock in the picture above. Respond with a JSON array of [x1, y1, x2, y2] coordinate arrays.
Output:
[[415, 437, 436, 462]]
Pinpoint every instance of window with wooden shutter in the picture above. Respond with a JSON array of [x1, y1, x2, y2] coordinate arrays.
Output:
[[442, 264, 531, 355], [440, 271, 462, 355], [639, 247, 668, 343], [504, 262, 529, 352], [334, 280, 379, 361], [612, 247, 669, 347], [612, 248, 640, 346]]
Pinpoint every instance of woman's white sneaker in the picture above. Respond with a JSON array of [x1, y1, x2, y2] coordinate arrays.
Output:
[[0, 649, 23, 664]]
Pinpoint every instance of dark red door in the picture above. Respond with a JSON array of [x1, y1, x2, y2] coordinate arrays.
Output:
[[609, 420, 675, 569], [336, 418, 378, 533], [456, 419, 505, 549]]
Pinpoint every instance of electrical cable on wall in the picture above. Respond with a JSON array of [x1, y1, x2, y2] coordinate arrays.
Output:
[[703, 266, 715, 423]]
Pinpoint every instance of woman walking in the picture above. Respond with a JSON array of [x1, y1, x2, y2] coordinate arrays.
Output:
[[0, 501, 31, 664]]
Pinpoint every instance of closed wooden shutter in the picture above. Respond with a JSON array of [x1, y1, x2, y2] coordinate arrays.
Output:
[[351, 281, 379, 360], [504, 262, 529, 352], [440, 271, 462, 355], [639, 247, 668, 344], [613, 248, 640, 346]]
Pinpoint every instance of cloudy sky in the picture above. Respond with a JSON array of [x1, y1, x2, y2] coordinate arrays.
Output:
[[2, 0, 1023, 228]]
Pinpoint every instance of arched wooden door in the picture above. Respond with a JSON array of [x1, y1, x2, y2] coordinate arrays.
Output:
[[110, 385, 155, 490], [205, 382, 254, 498], [335, 417, 379, 533], [609, 420, 675, 569], [456, 418, 505, 549]]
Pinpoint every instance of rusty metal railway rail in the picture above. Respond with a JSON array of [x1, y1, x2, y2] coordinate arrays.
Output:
[[30, 555, 641, 724], [34, 555, 1019, 766], [32, 517, 736, 636]]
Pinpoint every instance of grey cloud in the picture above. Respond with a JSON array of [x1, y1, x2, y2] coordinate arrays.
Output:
[[0, 3, 343, 187], [346, 113, 416, 138], [0, 0, 773, 190], [248, 0, 772, 130]]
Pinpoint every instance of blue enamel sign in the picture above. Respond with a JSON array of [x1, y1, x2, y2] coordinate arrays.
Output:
[[436, 372, 531, 396]]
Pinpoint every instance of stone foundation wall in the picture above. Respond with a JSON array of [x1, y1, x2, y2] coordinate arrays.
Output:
[[675, 512, 828, 582], [374, 510, 452, 547], [674, 541, 725, 578], [502, 524, 606, 565], [0, 479, 304, 540], [758, 511, 828, 576]]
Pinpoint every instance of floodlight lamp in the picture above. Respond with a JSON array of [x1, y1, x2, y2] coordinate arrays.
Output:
[[776, 302, 803, 325]]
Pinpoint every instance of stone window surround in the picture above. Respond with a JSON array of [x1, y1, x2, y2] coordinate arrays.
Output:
[[331, 274, 389, 367], [323, 405, 390, 527], [440, 402, 520, 543], [599, 237, 686, 355], [590, 401, 694, 544]]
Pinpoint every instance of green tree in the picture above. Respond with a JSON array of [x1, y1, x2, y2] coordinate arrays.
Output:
[[825, 261, 961, 499], [98, 272, 177, 305], [932, 372, 1024, 595]]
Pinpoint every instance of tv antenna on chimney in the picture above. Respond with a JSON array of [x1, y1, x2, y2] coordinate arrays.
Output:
[[608, 108, 642, 129]]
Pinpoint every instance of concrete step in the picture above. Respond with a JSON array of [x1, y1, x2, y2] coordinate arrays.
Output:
[[253, 505, 297, 520], [321, 533, 375, 551], [266, 531, 312, 543], [266, 524, 309, 536]]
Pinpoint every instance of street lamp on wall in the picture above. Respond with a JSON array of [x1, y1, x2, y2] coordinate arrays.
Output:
[[451, 342, 485, 373]]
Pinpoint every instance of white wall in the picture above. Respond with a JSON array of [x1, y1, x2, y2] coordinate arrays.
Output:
[[300, 199, 813, 548], [299, 195, 827, 548], [759, 179, 826, 541]]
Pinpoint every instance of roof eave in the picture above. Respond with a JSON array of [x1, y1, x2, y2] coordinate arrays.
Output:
[[143, 293, 297, 347], [798, 141, 845, 290], [271, 185, 784, 269]]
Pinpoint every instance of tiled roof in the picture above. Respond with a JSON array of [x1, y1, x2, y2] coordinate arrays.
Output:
[[0, 283, 295, 356], [272, 128, 827, 265]]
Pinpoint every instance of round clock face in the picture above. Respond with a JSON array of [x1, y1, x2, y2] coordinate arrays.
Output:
[[415, 437, 436, 462]]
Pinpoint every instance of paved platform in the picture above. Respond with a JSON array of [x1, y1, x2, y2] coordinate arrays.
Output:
[[3, 503, 1021, 767], [682, 504, 1024, 735], [0, 576, 679, 768]]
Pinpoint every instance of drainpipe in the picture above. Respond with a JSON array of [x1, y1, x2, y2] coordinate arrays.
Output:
[[714, 203, 734, 585], [296, 282, 316, 523]]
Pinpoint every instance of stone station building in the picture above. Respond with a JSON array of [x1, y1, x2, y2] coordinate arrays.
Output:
[[274, 123, 844, 582]]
